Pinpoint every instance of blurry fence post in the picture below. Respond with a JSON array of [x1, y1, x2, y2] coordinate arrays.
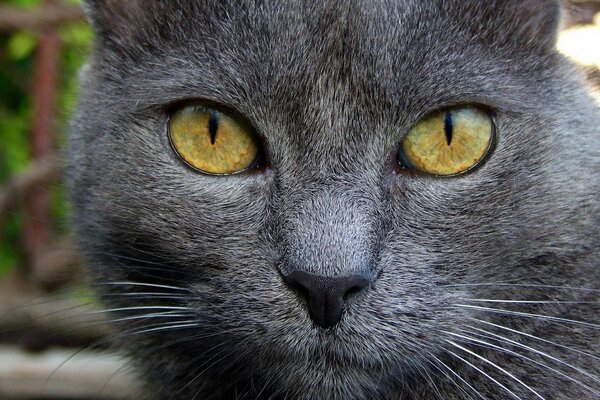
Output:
[[22, 0, 61, 279], [0, 1, 86, 289]]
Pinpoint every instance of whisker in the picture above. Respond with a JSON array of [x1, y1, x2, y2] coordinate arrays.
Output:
[[0, 299, 94, 320], [426, 352, 486, 400], [135, 319, 198, 328], [100, 295, 189, 302], [210, 349, 251, 398], [89, 306, 192, 315], [468, 317, 600, 362], [185, 346, 240, 397], [157, 330, 256, 395], [0, 301, 99, 335], [107, 312, 193, 323], [101, 317, 197, 337], [264, 372, 289, 400], [464, 299, 600, 305], [445, 348, 523, 400], [447, 284, 600, 292], [1, 302, 191, 340], [424, 358, 474, 400], [95, 252, 175, 267], [43, 336, 118, 393], [124, 322, 200, 335], [418, 362, 445, 400], [448, 329, 600, 396], [39, 312, 197, 395], [161, 327, 249, 345], [464, 325, 600, 384], [95, 357, 134, 400], [104, 291, 188, 298], [178, 328, 260, 398], [453, 304, 600, 329], [445, 339, 546, 399], [254, 368, 278, 400], [98, 282, 191, 292]]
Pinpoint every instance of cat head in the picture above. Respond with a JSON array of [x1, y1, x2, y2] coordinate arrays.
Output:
[[69, 1, 600, 398]]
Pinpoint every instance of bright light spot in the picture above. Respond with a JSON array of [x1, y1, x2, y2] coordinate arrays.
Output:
[[557, 13, 600, 68]]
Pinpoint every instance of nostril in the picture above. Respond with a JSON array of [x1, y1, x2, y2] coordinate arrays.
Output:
[[283, 270, 371, 329], [344, 285, 364, 299], [341, 277, 370, 304], [288, 277, 309, 298]]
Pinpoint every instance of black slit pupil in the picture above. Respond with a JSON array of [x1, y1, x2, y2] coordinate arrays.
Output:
[[444, 111, 453, 146], [209, 111, 219, 145]]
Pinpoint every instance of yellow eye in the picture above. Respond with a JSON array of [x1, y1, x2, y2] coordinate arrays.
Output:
[[169, 106, 260, 175], [399, 107, 494, 176]]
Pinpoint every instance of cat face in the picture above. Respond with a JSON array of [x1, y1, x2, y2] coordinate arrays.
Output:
[[69, 0, 600, 398]]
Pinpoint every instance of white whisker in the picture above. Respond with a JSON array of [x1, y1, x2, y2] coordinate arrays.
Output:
[[417, 362, 444, 400], [89, 306, 192, 315], [445, 348, 523, 400], [105, 292, 188, 298], [449, 329, 600, 397], [108, 312, 193, 323], [127, 323, 200, 335], [447, 284, 600, 292], [99, 282, 190, 291], [426, 352, 485, 400], [465, 299, 600, 305], [464, 325, 600, 385], [468, 318, 600, 362], [98, 252, 173, 267], [453, 304, 600, 329], [445, 339, 546, 399]]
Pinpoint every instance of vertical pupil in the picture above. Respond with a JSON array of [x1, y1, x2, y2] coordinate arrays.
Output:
[[209, 111, 219, 145], [444, 111, 453, 146]]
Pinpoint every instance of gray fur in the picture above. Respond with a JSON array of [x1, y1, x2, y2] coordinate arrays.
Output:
[[68, 1, 600, 399]]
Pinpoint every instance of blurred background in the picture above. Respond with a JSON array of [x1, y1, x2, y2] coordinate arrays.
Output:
[[1, 1, 140, 399], [0, 0, 599, 399]]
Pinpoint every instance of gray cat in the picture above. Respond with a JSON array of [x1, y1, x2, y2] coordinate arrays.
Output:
[[68, 0, 600, 399]]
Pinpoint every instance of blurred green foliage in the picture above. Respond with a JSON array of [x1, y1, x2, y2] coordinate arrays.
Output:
[[0, 0, 92, 275]]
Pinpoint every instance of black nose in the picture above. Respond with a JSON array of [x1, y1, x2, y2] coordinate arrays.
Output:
[[284, 270, 370, 328]]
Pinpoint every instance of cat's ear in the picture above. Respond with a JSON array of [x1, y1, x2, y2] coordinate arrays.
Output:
[[474, 0, 562, 54], [81, 0, 149, 43], [508, 0, 562, 50]]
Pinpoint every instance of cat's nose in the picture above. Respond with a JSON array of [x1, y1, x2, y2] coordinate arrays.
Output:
[[284, 270, 370, 328]]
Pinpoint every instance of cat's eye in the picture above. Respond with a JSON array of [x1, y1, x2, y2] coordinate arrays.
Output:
[[398, 107, 494, 176], [168, 105, 261, 175]]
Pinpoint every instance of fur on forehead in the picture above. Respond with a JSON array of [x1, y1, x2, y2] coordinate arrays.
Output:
[[83, 0, 561, 53]]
